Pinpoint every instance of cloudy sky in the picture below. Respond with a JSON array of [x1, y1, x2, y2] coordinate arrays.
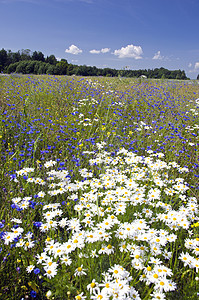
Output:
[[0, 0, 199, 78]]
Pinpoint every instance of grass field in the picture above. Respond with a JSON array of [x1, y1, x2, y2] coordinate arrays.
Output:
[[0, 75, 198, 299]]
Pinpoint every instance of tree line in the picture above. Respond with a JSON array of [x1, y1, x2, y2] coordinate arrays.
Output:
[[0, 48, 191, 79]]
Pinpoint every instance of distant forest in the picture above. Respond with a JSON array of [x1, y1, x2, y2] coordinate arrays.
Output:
[[0, 48, 190, 79]]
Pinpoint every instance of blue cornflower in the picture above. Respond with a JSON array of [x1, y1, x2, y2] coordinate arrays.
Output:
[[0, 222, 4, 229], [33, 222, 42, 228], [30, 290, 37, 298], [33, 268, 40, 275]]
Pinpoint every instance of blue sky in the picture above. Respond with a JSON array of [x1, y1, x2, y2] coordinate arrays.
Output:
[[0, 0, 199, 78]]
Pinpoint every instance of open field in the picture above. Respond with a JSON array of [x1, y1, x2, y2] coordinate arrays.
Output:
[[0, 75, 199, 299]]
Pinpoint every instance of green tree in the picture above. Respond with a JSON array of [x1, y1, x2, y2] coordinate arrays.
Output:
[[46, 55, 57, 65], [33, 61, 41, 74], [37, 62, 47, 74], [32, 51, 45, 62], [7, 50, 21, 65], [67, 64, 75, 75], [7, 62, 18, 73], [20, 49, 32, 60], [181, 70, 187, 80], [55, 61, 68, 75], [16, 61, 29, 73], [0, 48, 8, 71], [46, 64, 56, 75], [176, 73, 181, 80], [75, 65, 88, 76], [197, 74, 199, 80], [26, 61, 36, 74]]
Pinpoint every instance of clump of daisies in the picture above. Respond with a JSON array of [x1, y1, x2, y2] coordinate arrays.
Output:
[[3, 148, 199, 299]]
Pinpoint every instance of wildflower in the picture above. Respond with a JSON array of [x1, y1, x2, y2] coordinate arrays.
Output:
[[99, 274, 113, 293], [19, 201, 29, 210], [61, 255, 72, 266], [12, 226, 24, 236], [16, 239, 25, 247], [129, 288, 141, 299], [46, 290, 52, 299], [44, 266, 58, 278], [119, 242, 128, 252], [151, 291, 166, 299], [3, 232, 15, 245], [67, 218, 81, 232], [87, 279, 99, 293], [155, 278, 176, 293], [44, 160, 57, 168], [11, 218, 22, 223], [74, 265, 87, 276], [40, 223, 49, 232], [26, 265, 35, 273], [16, 168, 34, 176], [108, 264, 126, 279], [90, 249, 99, 258], [43, 210, 57, 220], [98, 245, 108, 255], [90, 288, 109, 300], [36, 252, 48, 263], [75, 292, 87, 300], [37, 191, 46, 198], [24, 240, 35, 250], [82, 217, 94, 228], [33, 268, 40, 274], [53, 244, 64, 258], [62, 240, 75, 254], [193, 247, 199, 256], [179, 252, 194, 267], [30, 290, 37, 298]]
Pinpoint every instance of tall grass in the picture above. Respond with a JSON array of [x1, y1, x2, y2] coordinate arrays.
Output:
[[0, 75, 198, 299]]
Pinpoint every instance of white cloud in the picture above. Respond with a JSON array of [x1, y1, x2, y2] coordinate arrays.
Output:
[[65, 45, 82, 55], [152, 50, 164, 60], [188, 63, 192, 68], [188, 62, 199, 73], [194, 62, 199, 70], [89, 47, 110, 54], [101, 47, 110, 53], [113, 44, 143, 59], [90, 49, 101, 54]]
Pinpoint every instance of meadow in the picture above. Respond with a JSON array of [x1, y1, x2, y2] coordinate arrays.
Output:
[[0, 74, 198, 300]]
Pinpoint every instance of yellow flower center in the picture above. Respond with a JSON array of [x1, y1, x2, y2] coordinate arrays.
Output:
[[90, 282, 96, 288]]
